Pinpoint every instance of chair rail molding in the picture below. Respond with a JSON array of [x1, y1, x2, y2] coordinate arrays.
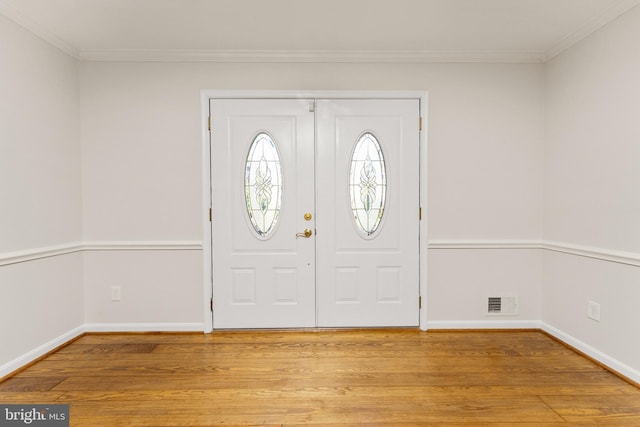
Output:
[[427, 239, 640, 267], [427, 240, 541, 250], [543, 240, 640, 267], [0, 242, 84, 267], [0, 241, 203, 266], [83, 241, 203, 251]]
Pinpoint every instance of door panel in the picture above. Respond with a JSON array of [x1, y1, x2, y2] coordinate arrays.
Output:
[[316, 99, 420, 327], [210, 99, 315, 328]]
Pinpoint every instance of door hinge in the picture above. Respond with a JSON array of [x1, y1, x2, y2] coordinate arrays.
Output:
[[419, 296, 422, 309], [210, 297, 213, 312], [309, 101, 315, 112], [208, 116, 211, 131], [209, 208, 212, 222], [419, 207, 422, 220], [419, 116, 423, 131]]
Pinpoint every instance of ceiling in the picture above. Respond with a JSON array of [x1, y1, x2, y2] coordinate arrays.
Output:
[[1, 0, 639, 62]]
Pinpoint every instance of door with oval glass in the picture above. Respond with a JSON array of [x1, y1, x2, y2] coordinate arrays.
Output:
[[210, 98, 419, 328]]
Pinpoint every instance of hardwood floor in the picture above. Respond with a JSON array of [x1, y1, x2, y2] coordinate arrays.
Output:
[[1, 330, 640, 426]]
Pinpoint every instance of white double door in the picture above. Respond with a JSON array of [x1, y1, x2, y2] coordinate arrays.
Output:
[[210, 98, 419, 329]]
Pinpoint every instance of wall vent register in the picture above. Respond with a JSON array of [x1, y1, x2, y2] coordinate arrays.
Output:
[[487, 296, 518, 315]]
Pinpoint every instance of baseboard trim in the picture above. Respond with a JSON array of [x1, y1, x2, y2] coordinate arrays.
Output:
[[541, 322, 640, 386], [426, 320, 542, 330], [84, 323, 205, 333], [0, 325, 85, 380]]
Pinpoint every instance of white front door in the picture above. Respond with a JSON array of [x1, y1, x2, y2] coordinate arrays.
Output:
[[316, 99, 420, 327], [210, 99, 316, 328], [210, 97, 419, 329]]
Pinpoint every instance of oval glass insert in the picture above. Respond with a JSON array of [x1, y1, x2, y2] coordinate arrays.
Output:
[[349, 132, 387, 237], [245, 132, 283, 237]]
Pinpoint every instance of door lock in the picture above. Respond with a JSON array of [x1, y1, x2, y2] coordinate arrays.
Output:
[[296, 229, 313, 238]]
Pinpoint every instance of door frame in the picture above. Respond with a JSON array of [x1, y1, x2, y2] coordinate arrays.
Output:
[[200, 90, 429, 332]]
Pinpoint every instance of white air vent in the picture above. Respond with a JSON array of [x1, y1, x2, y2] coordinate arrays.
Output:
[[487, 296, 518, 315]]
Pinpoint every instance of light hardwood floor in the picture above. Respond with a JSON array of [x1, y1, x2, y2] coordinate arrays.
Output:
[[1, 330, 640, 426]]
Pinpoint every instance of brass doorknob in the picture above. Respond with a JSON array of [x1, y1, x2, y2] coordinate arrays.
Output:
[[296, 228, 313, 238], [304, 213, 312, 221]]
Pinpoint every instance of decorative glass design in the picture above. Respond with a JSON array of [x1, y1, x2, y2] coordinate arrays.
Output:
[[349, 132, 387, 237], [245, 132, 282, 237]]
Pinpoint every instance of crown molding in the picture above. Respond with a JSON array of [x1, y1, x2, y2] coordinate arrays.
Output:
[[0, 0, 78, 58], [78, 49, 547, 64], [545, 0, 640, 61]]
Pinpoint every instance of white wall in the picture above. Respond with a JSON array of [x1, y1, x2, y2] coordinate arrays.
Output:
[[79, 61, 544, 327], [0, 15, 83, 373], [543, 5, 640, 379], [83, 250, 202, 330]]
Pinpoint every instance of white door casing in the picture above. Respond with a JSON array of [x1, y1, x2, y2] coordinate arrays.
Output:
[[207, 92, 425, 329]]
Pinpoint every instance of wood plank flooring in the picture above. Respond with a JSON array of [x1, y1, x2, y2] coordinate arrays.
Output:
[[1, 330, 639, 426]]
